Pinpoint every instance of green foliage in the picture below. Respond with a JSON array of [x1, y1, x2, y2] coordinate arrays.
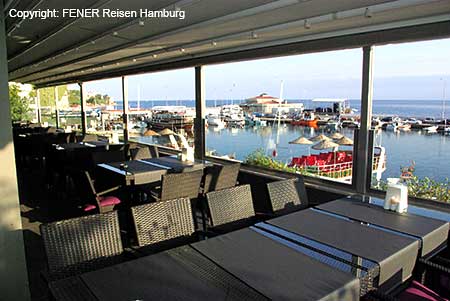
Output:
[[87, 94, 111, 105], [373, 162, 450, 203], [68, 89, 81, 106], [9, 83, 31, 122], [244, 149, 298, 173], [39, 86, 68, 107]]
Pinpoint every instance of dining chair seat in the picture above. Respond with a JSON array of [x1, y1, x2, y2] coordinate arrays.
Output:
[[398, 281, 448, 301], [84, 196, 121, 212]]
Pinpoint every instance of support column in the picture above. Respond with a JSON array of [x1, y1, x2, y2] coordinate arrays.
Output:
[[354, 46, 374, 196], [36, 89, 41, 124], [122, 76, 129, 143], [79, 83, 87, 135], [0, 4, 31, 299], [54, 86, 59, 128], [194, 66, 206, 160]]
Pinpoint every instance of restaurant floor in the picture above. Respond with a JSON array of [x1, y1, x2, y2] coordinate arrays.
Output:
[[18, 165, 57, 301]]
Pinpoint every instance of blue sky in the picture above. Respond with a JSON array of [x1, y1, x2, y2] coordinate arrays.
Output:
[[78, 38, 450, 101]]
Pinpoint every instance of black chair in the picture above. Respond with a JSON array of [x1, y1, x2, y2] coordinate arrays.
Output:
[[40, 211, 124, 280], [204, 184, 256, 234], [81, 171, 122, 213], [145, 169, 203, 202], [82, 134, 98, 142], [131, 197, 197, 253], [130, 145, 159, 160], [108, 144, 126, 152], [265, 178, 308, 215], [202, 163, 240, 193]]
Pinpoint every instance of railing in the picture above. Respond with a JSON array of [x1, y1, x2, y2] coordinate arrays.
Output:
[[294, 154, 386, 181]]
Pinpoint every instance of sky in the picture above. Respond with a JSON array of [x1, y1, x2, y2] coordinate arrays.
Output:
[[74, 38, 450, 101]]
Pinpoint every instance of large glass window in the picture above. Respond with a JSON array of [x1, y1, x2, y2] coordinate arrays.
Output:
[[205, 49, 362, 184], [83, 78, 122, 142], [370, 39, 450, 203], [127, 68, 195, 150]]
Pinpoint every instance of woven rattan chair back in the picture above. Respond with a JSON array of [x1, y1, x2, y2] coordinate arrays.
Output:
[[204, 163, 240, 193], [206, 184, 255, 227], [266, 179, 303, 213], [160, 169, 203, 201], [130, 147, 151, 160], [131, 197, 195, 247], [40, 211, 123, 279], [82, 134, 98, 142]]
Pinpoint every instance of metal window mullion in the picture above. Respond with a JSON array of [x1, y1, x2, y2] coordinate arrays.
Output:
[[122, 76, 129, 143], [79, 82, 87, 135], [194, 66, 206, 159], [355, 46, 374, 196]]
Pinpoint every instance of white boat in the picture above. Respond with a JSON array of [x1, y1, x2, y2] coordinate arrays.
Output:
[[385, 123, 398, 131], [207, 114, 225, 127], [398, 123, 411, 132], [444, 127, 450, 136], [424, 125, 438, 134], [225, 114, 245, 127]]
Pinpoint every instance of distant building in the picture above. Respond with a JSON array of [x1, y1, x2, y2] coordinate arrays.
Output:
[[241, 93, 304, 115]]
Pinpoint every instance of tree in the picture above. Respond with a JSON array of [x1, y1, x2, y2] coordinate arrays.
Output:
[[39, 85, 68, 107], [68, 89, 81, 106], [9, 83, 31, 122]]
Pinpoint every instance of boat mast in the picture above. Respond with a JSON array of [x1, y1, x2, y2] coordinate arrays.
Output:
[[276, 80, 284, 145], [137, 84, 141, 110], [442, 77, 447, 127]]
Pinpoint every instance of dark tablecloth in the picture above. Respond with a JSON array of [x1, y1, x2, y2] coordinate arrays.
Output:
[[317, 198, 450, 257], [268, 209, 419, 284], [192, 228, 360, 301]]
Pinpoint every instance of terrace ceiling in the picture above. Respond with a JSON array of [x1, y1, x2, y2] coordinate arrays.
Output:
[[3, 0, 450, 87]]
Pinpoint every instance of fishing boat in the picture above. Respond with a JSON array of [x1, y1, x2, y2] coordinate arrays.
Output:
[[289, 146, 386, 183], [291, 110, 318, 127], [147, 106, 194, 131]]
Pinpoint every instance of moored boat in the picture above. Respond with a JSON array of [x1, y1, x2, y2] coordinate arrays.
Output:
[[291, 110, 318, 127]]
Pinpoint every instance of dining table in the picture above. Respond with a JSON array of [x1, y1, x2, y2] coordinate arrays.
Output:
[[316, 197, 450, 258], [49, 228, 361, 301], [262, 208, 421, 290], [97, 156, 210, 186]]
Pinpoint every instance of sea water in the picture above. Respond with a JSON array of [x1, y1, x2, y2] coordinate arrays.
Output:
[[130, 99, 450, 182]]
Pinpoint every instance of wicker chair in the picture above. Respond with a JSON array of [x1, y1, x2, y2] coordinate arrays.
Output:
[[81, 134, 98, 142], [40, 211, 124, 280], [130, 145, 159, 160], [131, 197, 196, 253], [202, 163, 240, 193], [266, 178, 307, 215], [79, 171, 122, 213], [145, 169, 203, 202], [205, 184, 256, 233]]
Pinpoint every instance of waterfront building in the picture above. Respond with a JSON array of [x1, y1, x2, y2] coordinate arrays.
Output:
[[241, 93, 304, 115]]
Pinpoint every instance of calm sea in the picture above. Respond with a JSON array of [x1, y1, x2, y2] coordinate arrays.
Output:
[[130, 99, 450, 182]]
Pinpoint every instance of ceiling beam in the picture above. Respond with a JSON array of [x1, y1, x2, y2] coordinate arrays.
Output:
[[9, 0, 301, 77], [6, 0, 44, 35], [33, 21, 450, 88], [7, 0, 113, 61], [19, 2, 450, 83], [7, 0, 182, 66]]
